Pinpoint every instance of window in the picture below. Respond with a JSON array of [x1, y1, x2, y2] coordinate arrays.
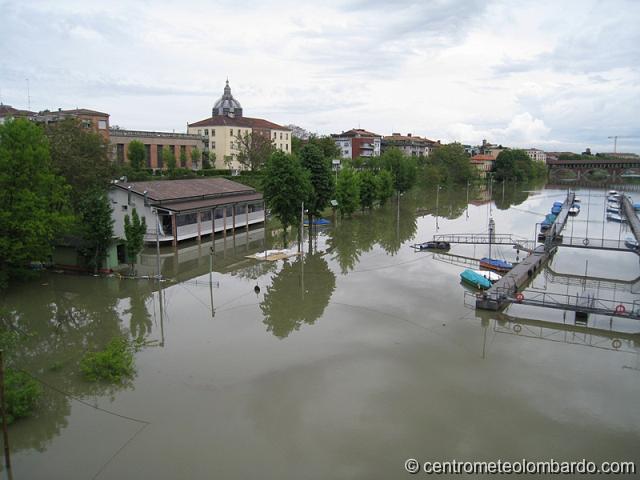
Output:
[[230, 129, 234, 136], [211, 141, 216, 149], [226, 206, 233, 217], [98, 120, 107, 129], [280, 132, 283, 140], [285, 133, 288, 140], [273, 132, 276, 139], [157, 145, 164, 168], [212, 129, 216, 137], [204, 129, 209, 136], [201, 210, 212, 222], [198, 129, 202, 135], [236, 204, 246, 215], [285, 144, 288, 151]]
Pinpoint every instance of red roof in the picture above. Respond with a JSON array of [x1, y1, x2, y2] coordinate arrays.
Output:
[[332, 128, 382, 138], [471, 154, 495, 162], [188, 115, 289, 130], [0, 104, 36, 117]]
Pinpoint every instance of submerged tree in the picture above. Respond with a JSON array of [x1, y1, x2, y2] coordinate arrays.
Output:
[[262, 151, 311, 246], [376, 170, 394, 206], [358, 170, 378, 211], [78, 189, 114, 273], [299, 143, 334, 225], [336, 167, 360, 218], [124, 208, 147, 272], [0, 119, 72, 288]]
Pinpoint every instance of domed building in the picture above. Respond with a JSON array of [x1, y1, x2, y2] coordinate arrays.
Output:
[[188, 80, 291, 171], [212, 80, 243, 118]]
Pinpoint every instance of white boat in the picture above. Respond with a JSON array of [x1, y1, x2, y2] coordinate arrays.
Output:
[[473, 270, 502, 283], [573, 197, 581, 203], [606, 213, 625, 222], [625, 236, 639, 249], [608, 190, 619, 196], [569, 206, 580, 215]]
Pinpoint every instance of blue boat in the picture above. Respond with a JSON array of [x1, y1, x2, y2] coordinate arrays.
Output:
[[551, 205, 562, 215], [303, 218, 331, 226], [479, 257, 514, 273], [460, 269, 492, 290], [553, 201, 563, 207], [607, 206, 620, 214], [633, 203, 640, 211]]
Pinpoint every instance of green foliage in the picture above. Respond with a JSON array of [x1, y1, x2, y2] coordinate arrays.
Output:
[[307, 135, 341, 160], [262, 151, 311, 246], [201, 149, 211, 169], [45, 118, 114, 210], [235, 131, 274, 170], [291, 136, 304, 156], [127, 140, 146, 171], [495, 149, 538, 181], [124, 208, 147, 270], [381, 148, 417, 193], [180, 149, 187, 168], [163, 148, 176, 172], [4, 369, 42, 424], [376, 170, 394, 206], [358, 170, 378, 211], [80, 337, 136, 382], [191, 147, 202, 169], [336, 167, 360, 218], [299, 144, 334, 222], [428, 143, 476, 183], [0, 119, 72, 288], [78, 189, 114, 273]]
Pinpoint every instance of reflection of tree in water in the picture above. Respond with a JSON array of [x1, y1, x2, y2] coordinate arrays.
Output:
[[126, 282, 152, 341], [260, 254, 335, 338], [0, 274, 149, 453], [229, 260, 278, 281], [493, 180, 540, 210]]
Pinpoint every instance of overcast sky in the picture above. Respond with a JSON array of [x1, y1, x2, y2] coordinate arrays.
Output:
[[1, 0, 639, 153]]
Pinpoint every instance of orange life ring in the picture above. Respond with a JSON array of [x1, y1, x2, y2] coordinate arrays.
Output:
[[615, 304, 626, 314], [515, 293, 524, 303]]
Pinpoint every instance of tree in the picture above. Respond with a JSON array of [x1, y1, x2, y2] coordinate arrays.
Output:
[[299, 144, 334, 225], [124, 208, 147, 272], [376, 170, 394, 206], [428, 143, 475, 183], [180, 149, 187, 168], [336, 167, 360, 218], [191, 147, 202, 169], [78, 189, 114, 273], [46, 118, 114, 211], [234, 131, 274, 170], [127, 140, 145, 171], [0, 119, 72, 288], [163, 147, 176, 173], [307, 135, 341, 160], [381, 148, 417, 193], [494, 149, 534, 181], [358, 170, 378, 211], [262, 151, 311, 247]]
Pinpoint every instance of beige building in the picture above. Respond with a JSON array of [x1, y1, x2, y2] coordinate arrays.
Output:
[[525, 148, 547, 162], [382, 133, 440, 157], [187, 81, 290, 170]]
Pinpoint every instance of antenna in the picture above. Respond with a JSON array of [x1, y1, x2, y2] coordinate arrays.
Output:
[[26, 78, 30, 110]]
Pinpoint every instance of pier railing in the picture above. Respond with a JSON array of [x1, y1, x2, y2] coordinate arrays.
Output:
[[432, 233, 534, 249]]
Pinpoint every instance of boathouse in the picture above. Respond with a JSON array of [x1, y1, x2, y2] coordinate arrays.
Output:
[[109, 178, 265, 246]]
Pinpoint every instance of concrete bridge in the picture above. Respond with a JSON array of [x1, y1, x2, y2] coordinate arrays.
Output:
[[548, 157, 640, 180]]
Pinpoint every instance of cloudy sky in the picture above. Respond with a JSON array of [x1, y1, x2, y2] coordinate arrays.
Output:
[[1, 0, 639, 153]]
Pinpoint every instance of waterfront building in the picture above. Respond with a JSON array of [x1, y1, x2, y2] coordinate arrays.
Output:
[[0, 104, 36, 124], [481, 139, 504, 159], [470, 154, 496, 178], [382, 133, 441, 157], [187, 80, 291, 171], [109, 128, 206, 170], [332, 129, 382, 159], [109, 177, 265, 247], [525, 148, 547, 163]]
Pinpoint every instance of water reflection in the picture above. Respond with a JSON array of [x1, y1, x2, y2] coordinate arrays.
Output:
[[260, 254, 336, 338]]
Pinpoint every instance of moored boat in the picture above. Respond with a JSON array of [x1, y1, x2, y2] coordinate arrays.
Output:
[[606, 206, 620, 214], [412, 241, 451, 251], [472, 270, 501, 283], [460, 269, 492, 290], [625, 236, 639, 249], [606, 213, 625, 222], [479, 257, 513, 273], [551, 205, 562, 215]]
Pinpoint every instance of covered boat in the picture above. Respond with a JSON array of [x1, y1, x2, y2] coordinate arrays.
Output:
[[479, 257, 513, 273], [569, 204, 580, 215], [413, 241, 451, 251], [606, 213, 625, 222], [551, 205, 562, 215], [633, 203, 640, 211], [625, 236, 639, 249], [606, 206, 620, 214], [303, 218, 331, 226], [460, 269, 492, 290], [472, 270, 501, 283]]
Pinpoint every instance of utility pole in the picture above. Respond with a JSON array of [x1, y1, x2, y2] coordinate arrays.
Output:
[[0, 350, 13, 480]]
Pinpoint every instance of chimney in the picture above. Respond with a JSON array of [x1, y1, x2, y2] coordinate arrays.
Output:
[[407, 133, 412, 137]]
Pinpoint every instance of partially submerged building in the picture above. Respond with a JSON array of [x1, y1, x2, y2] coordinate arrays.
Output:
[[109, 178, 265, 247]]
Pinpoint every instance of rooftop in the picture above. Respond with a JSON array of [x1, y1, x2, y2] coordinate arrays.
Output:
[[0, 104, 36, 117], [38, 108, 109, 117], [332, 128, 382, 138], [471, 154, 496, 162], [188, 115, 289, 130], [113, 177, 257, 202], [110, 128, 204, 140]]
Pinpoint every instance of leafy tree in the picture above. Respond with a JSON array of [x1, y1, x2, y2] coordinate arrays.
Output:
[[127, 140, 145, 171], [358, 170, 378, 211], [336, 167, 360, 218], [495, 149, 534, 181], [180, 149, 187, 168], [191, 147, 202, 169], [4, 369, 41, 424], [78, 189, 114, 273], [163, 147, 176, 173], [235, 131, 274, 171], [124, 208, 147, 271], [0, 119, 72, 288], [262, 151, 311, 246], [307, 135, 341, 160], [46, 118, 114, 210], [200, 149, 211, 169], [291, 136, 305, 156], [381, 148, 417, 193], [428, 143, 475, 183], [376, 170, 394, 206], [299, 144, 334, 225]]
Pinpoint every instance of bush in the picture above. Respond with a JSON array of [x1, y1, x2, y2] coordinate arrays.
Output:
[[4, 369, 41, 424], [199, 168, 230, 177], [80, 338, 136, 382]]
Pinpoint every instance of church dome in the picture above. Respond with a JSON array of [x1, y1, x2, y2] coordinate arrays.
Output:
[[212, 80, 243, 117]]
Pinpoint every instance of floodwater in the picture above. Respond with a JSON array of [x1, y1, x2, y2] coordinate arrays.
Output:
[[2, 182, 640, 479]]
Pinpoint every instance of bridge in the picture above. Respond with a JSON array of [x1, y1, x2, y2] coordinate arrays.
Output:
[[548, 157, 640, 180]]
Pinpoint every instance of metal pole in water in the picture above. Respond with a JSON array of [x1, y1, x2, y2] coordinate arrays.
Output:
[[466, 181, 469, 219], [0, 350, 13, 480], [156, 209, 161, 281], [299, 201, 304, 256]]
